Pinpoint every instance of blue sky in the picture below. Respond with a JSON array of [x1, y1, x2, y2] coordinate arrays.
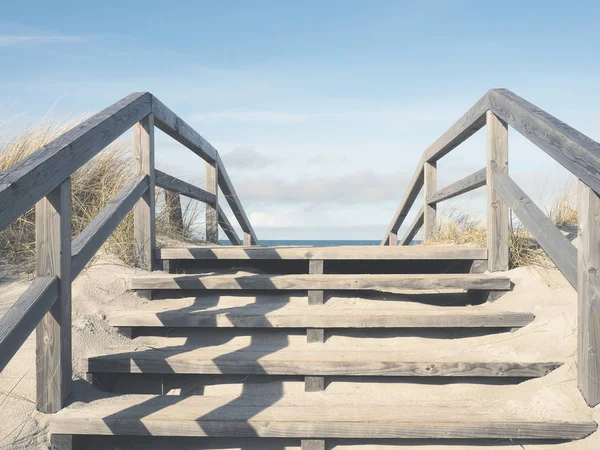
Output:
[[1, 1, 599, 240]]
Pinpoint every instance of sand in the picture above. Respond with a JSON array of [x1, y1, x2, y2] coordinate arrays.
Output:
[[0, 254, 599, 449]]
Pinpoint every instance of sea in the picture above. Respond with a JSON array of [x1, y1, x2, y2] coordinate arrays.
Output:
[[219, 240, 421, 246]]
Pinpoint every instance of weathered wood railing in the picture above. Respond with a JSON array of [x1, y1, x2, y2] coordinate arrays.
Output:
[[0, 92, 257, 413], [382, 88, 600, 407]]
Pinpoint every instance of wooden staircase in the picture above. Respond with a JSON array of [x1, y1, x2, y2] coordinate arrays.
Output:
[[50, 245, 596, 448]]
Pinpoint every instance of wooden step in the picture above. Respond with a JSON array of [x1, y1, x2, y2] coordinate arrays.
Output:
[[156, 245, 487, 261], [109, 303, 534, 329], [51, 392, 596, 440], [129, 273, 511, 292], [82, 347, 560, 378]]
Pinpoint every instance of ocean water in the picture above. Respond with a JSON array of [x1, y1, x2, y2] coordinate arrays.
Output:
[[220, 239, 422, 246]]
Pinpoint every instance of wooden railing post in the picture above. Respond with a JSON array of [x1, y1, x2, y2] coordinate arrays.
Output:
[[206, 161, 219, 244], [133, 114, 156, 271], [36, 178, 72, 413], [388, 232, 398, 246], [486, 111, 509, 272], [578, 181, 600, 406], [423, 161, 437, 241]]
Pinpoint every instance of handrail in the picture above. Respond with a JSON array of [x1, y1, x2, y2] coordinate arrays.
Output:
[[381, 88, 600, 408], [0, 92, 258, 413]]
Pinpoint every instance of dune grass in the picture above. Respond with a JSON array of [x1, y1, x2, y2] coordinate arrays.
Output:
[[0, 115, 205, 274]]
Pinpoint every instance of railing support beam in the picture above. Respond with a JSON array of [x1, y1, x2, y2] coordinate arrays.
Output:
[[486, 111, 509, 272], [206, 161, 219, 244], [578, 182, 600, 406], [423, 161, 437, 241], [133, 114, 156, 271], [36, 178, 72, 413]]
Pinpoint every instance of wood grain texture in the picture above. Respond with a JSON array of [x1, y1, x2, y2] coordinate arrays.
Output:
[[400, 206, 424, 246], [51, 393, 597, 439], [133, 115, 156, 271], [308, 260, 324, 306], [495, 173, 577, 288], [302, 439, 325, 450], [217, 205, 242, 245], [72, 176, 148, 278], [216, 153, 259, 245], [388, 231, 398, 246], [489, 89, 600, 196], [36, 179, 72, 413], [155, 170, 216, 205], [82, 349, 560, 378], [155, 245, 487, 261], [578, 182, 600, 406], [423, 161, 437, 241], [151, 96, 217, 163], [108, 306, 535, 329], [486, 111, 510, 272], [0, 92, 151, 233], [0, 276, 58, 372], [128, 273, 511, 291], [205, 161, 219, 244], [428, 168, 486, 204]]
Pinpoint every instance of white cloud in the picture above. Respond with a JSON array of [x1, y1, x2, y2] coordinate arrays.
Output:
[[0, 34, 86, 47], [221, 147, 276, 168], [249, 209, 297, 227]]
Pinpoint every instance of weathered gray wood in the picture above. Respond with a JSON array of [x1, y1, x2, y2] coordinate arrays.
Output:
[[206, 161, 219, 244], [470, 259, 487, 274], [82, 349, 560, 377], [36, 179, 72, 413], [0, 276, 58, 373], [388, 231, 398, 246], [217, 205, 242, 245], [155, 169, 216, 206], [486, 111, 510, 272], [129, 273, 511, 291], [156, 245, 487, 260], [381, 92, 489, 244], [494, 173, 577, 288], [108, 306, 535, 329], [489, 89, 600, 196], [164, 190, 183, 234], [243, 232, 252, 246], [72, 176, 148, 278], [428, 168, 487, 204], [151, 96, 217, 163], [400, 206, 424, 246], [0, 92, 151, 233], [216, 153, 259, 245], [578, 182, 600, 406], [50, 434, 87, 450], [307, 329, 325, 343], [302, 439, 325, 450], [424, 161, 437, 240], [308, 260, 324, 306], [133, 115, 156, 271], [50, 393, 597, 439]]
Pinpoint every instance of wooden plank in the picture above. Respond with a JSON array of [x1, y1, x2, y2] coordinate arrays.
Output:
[[82, 349, 559, 377], [155, 169, 216, 205], [71, 176, 148, 278], [51, 394, 597, 439], [206, 161, 219, 244], [36, 179, 72, 413], [423, 161, 437, 240], [302, 439, 325, 450], [108, 306, 535, 329], [216, 153, 259, 245], [489, 89, 600, 196], [0, 92, 151, 233], [151, 95, 217, 163], [495, 173, 577, 288], [400, 206, 424, 246], [578, 181, 600, 406], [486, 111, 510, 272], [0, 276, 58, 372], [128, 273, 511, 291], [428, 168, 487, 204], [387, 231, 398, 246], [155, 245, 487, 261], [308, 260, 324, 306], [133, 115, 156, 271], [217, 205, 242, 245]]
